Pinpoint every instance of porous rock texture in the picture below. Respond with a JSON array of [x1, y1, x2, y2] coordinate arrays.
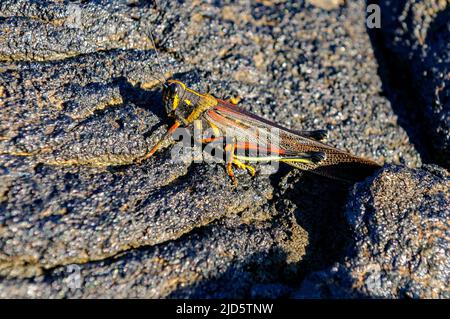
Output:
[[295, 165, 449, 299], [371, 0, 449, 168], [0, 0, 447, 298]]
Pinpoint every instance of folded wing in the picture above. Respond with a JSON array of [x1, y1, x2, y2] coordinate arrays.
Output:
[[205, 100, 381, 182]]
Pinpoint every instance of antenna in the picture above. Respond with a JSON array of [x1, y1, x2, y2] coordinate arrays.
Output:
[[148, 0, 167, 88], [148, 29, 167, 88]]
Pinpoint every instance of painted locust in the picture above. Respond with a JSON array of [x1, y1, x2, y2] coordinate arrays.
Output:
[[138, 79, 381, 184]]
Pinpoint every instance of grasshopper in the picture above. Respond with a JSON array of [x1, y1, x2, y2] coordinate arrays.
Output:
[[140, 27, 381, 185], [139, 80, 381, 184]]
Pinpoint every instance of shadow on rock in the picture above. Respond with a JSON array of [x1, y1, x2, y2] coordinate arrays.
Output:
[[294, 164, 449, 299], [366, 0, 450, 168], [167, 248, 293, 299], [116, 76, 165, 116], [269, 165, 356, 283], [366, 0, 431, 163]]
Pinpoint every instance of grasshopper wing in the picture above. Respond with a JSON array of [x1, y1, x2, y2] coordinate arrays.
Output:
[[205, 100, 381, 182]]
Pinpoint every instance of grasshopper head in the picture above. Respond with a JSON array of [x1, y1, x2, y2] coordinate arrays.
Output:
[[162, 80, 187, 115]]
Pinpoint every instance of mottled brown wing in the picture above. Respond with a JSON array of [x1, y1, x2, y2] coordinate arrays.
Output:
[[205, 99, 381, 182]]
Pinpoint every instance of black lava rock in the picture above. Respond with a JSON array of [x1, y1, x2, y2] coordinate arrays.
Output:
[[375, 0, 449, 168], [1, 0, 444, 298], [295, 164, 449, 298]]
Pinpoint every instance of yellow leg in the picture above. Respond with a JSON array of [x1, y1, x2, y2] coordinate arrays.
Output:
[[227, 97, 241, 105], [224, 143, 237, 186], [233, 158, 256, 176], [224, 143, 258, 185]]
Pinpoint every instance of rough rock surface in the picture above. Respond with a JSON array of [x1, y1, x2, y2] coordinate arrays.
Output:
[[0, 0, 157, 61], [373, 0, 449, 168], [0, 0, 446, 298], [295, 165, 449, 298]]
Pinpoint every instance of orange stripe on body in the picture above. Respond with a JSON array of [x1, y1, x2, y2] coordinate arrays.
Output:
[[235, 141, 286, 155]]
